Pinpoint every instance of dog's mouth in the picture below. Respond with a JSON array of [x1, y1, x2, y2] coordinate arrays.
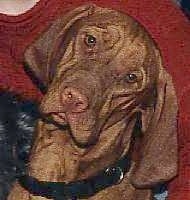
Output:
[[41, 112, 70, 131], [40, 108, 126, 148], [41, 112, 99, 148]]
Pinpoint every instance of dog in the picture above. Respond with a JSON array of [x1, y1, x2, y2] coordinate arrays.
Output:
[[8, 4, 178, 200]]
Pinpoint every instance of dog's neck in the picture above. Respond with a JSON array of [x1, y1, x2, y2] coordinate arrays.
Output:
[[28, 117, 130, 181], [20, 119, 152, 200]]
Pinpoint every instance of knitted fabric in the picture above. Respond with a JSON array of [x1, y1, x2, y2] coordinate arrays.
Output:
[[0, 0, 189, 199]]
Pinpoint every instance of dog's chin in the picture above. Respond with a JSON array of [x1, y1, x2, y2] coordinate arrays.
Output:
[[43, 112, 98, 148]]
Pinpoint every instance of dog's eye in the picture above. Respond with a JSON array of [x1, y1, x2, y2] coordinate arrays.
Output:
[[125, 73, 138, 83], [84, 34, 96, 46]]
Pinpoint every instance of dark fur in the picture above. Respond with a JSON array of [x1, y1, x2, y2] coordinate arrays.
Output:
[[0, 92, 39, 200]]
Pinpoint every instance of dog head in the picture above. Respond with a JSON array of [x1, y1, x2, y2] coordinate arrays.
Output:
[[24, 4, 178, 188]]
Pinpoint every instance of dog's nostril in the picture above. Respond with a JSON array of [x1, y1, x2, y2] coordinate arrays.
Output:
[[62, 87, 88, 113], [67, 92, 73, 99]]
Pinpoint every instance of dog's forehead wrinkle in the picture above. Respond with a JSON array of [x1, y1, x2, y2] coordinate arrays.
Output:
[[111, 41, 147, 76], [87, 8, 132, 25], [80, 25, 107, 34]]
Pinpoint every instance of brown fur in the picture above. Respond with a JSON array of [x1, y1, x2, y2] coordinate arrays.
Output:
[[8, 4, 178, 200]]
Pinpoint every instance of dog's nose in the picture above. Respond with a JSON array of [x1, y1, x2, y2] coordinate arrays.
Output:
[[61, 87, 88, 113]]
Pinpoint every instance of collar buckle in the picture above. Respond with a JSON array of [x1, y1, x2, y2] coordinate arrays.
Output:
[[105, 166, 124, 184]]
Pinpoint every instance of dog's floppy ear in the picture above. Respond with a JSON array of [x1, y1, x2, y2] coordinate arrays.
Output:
[[24, 4, 95, 86], [130, 51, 178, 188]]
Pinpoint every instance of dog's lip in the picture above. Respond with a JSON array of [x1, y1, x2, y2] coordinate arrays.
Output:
[[51, 113, 67, 124], [42, 112, 70, 131]]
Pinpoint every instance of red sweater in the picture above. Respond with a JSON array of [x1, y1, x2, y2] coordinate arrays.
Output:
[[0, 0, 189, 199]]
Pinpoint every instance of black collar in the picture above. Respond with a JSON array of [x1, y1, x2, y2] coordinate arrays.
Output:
[[18, 153, 131, 200]]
